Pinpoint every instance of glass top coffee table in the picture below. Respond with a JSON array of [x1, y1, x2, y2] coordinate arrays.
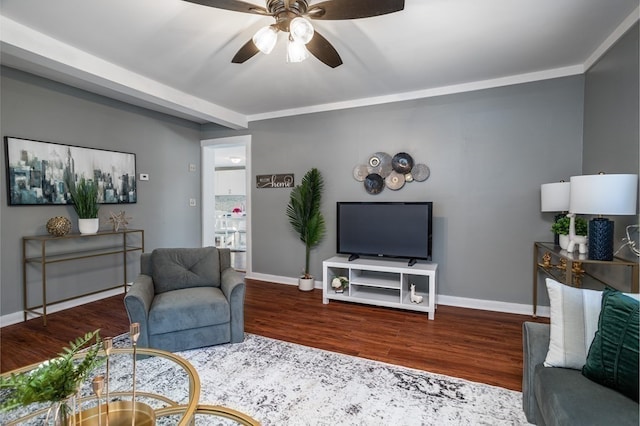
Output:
[[1, 346, 259, 425]]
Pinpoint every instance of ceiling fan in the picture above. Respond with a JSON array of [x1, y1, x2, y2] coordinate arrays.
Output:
[[182, 0, 405, 68]]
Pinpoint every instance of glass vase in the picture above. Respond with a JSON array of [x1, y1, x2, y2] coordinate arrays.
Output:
[[45, 396, 75, 426]]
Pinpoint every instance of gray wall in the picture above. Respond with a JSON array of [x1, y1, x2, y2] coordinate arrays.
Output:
[[3, 25, 636, 317], [583, 23, 639, 261], [1, 67, 203, 316], [206, 76, 585, 305]]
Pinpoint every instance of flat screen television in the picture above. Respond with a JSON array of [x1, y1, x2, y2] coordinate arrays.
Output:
[[336, 201, 433, 266]]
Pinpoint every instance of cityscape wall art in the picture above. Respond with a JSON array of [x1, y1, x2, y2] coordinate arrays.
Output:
[[4, 136, 136, 206]]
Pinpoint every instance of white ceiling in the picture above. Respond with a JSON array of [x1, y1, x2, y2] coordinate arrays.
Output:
[[1, 0, 638, 129]]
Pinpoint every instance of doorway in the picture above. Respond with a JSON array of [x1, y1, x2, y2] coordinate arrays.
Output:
[[201, 135, 251, 273]]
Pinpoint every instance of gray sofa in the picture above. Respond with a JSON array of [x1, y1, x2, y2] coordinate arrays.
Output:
[[124, 247, 245, 352], [522, 322, 639, 426]]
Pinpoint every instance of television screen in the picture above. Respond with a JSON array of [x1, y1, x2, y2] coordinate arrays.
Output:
[[337, 202, 433, 264]]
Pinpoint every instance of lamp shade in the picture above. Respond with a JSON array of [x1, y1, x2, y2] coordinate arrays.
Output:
[[541, 182, 570, 212], [569, 174, 638, 215]]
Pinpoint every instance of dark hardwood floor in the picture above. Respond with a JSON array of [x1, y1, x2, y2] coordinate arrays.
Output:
[[1, 279, 547, 391]]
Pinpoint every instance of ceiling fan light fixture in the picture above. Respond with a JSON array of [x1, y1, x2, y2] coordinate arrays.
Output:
[[286, 37, 309, 63], [289, 17, 314, 44], [252, 25, 278, 54]]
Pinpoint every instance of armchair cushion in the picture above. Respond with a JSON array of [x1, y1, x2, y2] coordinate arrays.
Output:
[[151, 247, 221, 293], [148, 287, 230, 335]]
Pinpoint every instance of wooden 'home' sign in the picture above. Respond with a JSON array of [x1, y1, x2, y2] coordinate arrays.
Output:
[[256, 174, 294, 189]]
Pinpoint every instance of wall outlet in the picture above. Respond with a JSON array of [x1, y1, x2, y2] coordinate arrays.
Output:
[[139, 173, 149, 181], [189, 163, 197, 172], [189, 198, 197, 207]]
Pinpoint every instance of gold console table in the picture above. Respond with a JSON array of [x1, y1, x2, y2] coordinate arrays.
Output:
[[532, 241, 639, 317], [22, 229, 144, 325]]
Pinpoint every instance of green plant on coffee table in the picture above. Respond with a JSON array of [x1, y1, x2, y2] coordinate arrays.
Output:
[[551, 216, 587, 236], [0, 330, 103, 412]]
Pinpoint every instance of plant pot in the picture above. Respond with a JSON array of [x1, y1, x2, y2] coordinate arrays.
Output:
[[558, 234, 569, 250], [78, 218, 99, 234], [298, 276, 315, 291]]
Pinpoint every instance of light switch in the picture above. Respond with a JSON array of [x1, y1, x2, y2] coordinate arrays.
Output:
[[139, 173, 149, 181], [189, 163, 197, 172]]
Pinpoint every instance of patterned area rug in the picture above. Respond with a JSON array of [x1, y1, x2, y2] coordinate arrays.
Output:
[[3, 334, 530, 425]]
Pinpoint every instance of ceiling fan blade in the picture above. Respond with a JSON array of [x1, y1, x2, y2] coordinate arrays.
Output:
[[307, 0, 404, 20], [182, 0, 268, 15], [231, 39, 261, 64], [306, 31, 343, 68]]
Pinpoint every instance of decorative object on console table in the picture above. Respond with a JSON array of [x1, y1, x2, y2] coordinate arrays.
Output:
[[46, 216, 72, 237], [286, 168, 326, 291], [541, 181, 570, 246], [569, 173, 638, 261], [108, 210, 131, 231], [66, 177, 100, 234], [551, 216, 587, 251]]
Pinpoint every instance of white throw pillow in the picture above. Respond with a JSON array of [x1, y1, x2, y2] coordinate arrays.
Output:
[[543, 278, 603, 369]]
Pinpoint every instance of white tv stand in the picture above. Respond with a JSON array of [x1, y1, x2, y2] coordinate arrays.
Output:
[[322, 256, 438, 319]]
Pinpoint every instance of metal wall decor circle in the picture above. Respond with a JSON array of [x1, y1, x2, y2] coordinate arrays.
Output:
[[391, 152, 414, 174], [385, 171, 405, 190], [364, 173, 384, 194], [354, 151, 429, 193], [353, 164, 368, 182]]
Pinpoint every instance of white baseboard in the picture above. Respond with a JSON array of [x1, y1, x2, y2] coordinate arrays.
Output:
[[246, 273, 550, 318], [0, 287, 126, 328], [1, 275, 550, 327]]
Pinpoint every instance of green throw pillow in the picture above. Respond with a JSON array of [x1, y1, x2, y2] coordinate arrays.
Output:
[[582, 288, 639, 402]]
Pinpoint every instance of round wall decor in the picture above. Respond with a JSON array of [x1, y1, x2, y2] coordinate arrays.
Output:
[[354, 151, 430, 194], [364, 173, 384, 194]]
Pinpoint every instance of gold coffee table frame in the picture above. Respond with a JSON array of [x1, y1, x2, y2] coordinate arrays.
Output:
[[2, 347, 201, 425], [2, 346, 259, 425]]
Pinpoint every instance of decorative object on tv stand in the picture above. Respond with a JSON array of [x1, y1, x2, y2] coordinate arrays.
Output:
[[409, 283, 423, 304], [331, 276, 348, 293], [46, 216, 72, 237], [540, 181, 570, 246], [353, 152, 430, 194], [286, 168, 326, 291], [569, 173, 638, 261], [66, 177, 100, 234]]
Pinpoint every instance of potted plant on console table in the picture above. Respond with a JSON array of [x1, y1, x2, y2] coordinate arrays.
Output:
[[286, 168, 326, 291], [66, 177, 100, 234]]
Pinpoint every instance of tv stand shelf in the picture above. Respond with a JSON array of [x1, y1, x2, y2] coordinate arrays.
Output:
[[322, 256, 438, 319]]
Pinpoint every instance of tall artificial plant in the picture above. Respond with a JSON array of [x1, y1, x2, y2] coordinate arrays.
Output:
[[66, 177, 99, 219], [286, 168, 326, 279]]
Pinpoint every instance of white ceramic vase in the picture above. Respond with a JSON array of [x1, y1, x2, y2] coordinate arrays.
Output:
[[558, 234, 569, 250], [298, 276, 315, 291], [78, 218, 99, 234]]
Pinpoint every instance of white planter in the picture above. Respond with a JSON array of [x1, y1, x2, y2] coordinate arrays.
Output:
[[558, 234, 569, 250], [298, 277, 315, 291], [78, 218, 99, 234]]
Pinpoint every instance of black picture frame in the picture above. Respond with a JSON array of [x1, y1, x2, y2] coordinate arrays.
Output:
[[4, 136, 137, 206]]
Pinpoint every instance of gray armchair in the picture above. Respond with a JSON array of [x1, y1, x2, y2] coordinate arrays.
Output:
[[124, 247, 245, 352]]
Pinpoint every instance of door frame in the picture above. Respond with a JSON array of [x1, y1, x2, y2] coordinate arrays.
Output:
[[201, 135, 251, 274]]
